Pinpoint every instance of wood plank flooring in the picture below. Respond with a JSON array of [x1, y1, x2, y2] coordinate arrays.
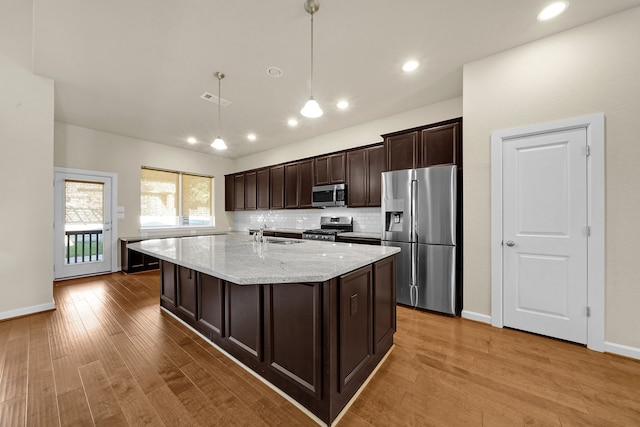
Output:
[[1, 271, 639, 426]]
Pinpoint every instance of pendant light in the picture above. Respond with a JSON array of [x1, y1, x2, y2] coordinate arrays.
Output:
[[300, 0, 323, 118], [211, 71, 227, 150]]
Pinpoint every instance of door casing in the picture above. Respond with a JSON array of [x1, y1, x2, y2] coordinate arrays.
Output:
[[490, 113, 605, 352], [53, 167, 119, 279]]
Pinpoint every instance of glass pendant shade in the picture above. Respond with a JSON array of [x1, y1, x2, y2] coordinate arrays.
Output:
[[301, 97, 323, 118], [211, 137, 227, 150]]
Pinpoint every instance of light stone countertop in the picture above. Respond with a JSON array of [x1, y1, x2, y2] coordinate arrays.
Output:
[[127, 234, 399, 285]]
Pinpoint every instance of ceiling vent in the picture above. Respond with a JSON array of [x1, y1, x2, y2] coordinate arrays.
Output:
[[200, 92, 232, 107]]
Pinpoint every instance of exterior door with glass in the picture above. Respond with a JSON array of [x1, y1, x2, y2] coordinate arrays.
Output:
[[54, 171, 113, 280]]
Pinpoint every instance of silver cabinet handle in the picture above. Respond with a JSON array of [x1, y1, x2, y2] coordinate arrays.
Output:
[[506, 240, 515, 247]]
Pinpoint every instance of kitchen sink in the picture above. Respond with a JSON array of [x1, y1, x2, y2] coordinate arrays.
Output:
[[267, 238, 303, 245]]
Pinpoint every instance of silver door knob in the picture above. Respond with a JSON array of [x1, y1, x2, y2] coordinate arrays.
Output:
[[506, 240, 515, 247]]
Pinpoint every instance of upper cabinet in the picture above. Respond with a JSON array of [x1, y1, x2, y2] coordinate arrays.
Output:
[[347, 144, 385, 208], [285, 160, 314, 209], [256, 168, 270, 210], [270, 165, 285, 210], [383, 118, 462, 171], [314, 153, 346, 186], [225, 118, 462, 211]]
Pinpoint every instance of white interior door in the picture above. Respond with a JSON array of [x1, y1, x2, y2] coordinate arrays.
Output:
[[54, 171, 113, 280], [502, 128, 588, 344]]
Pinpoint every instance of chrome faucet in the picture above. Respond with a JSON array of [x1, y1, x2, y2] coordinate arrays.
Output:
[[255, 223, 267, 243]]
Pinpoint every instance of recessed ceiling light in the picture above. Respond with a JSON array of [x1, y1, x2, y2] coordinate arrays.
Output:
[[402, 60, 420, 72], [247, 133, 257, 141], [266, 67, 283, 78], [537, 1, 569, 21], [187, 137, 197, 144], [288, 118, 298, 127], [337, 100, 349, 109]]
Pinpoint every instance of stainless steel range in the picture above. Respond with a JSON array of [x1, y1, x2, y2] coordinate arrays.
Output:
[[302, 216, 353, 241]]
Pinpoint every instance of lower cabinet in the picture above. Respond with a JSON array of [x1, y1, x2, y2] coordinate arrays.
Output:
[[159, 256, 396, 425]]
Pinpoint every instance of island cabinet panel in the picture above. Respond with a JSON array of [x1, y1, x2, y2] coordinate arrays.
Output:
[[244, 171, 257, 210], [264, 283, 322, 398], [338, 266, 373, 392], [197, 273, 224, 339], [225, 283, 263, 364], [373, 256, 396, 354], [270, 165, 285, 209], [256, 168, 270, 210], [177, 266, 197, 320], [160, 261, 176, 307]]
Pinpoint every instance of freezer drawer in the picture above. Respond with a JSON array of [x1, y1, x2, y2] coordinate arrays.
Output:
[[381, 241, 411, 306], [416, 244, 456, 315]]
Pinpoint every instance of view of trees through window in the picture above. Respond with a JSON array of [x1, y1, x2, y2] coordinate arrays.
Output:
[[140, 168, 213, 228]]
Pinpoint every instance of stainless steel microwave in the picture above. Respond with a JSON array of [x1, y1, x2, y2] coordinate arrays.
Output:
[[312, 184, 347, 208]]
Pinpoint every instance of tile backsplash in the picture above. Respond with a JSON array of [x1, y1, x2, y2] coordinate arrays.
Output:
[[233, 207, 381, 233]]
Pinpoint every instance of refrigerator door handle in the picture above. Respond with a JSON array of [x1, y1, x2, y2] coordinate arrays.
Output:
[[410, 179, 417, 243]]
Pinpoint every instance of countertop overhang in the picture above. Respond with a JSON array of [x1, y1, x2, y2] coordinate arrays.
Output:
[[127, 234, 399, 285]]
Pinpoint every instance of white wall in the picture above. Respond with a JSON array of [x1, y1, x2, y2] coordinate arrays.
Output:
[[0, 53, 55, 319], [54, 124, 237, 241], [463, 7, 640, 348], [235, 97, 462, 172]]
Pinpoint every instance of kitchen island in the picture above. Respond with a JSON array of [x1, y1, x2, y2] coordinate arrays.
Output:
[[128, 234, 399, 425]]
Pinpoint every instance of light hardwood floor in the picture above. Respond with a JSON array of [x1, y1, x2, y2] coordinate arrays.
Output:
[[1, 271, 639, 426]]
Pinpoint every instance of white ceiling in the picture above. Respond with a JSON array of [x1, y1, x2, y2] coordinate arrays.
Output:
[[32, 0, 640, 159]]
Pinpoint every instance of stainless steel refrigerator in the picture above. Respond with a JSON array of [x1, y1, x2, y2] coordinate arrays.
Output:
[[381, 165, 457, 315]]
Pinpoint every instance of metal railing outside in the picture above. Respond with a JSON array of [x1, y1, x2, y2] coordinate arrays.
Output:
[[65, 229, 103, 264]]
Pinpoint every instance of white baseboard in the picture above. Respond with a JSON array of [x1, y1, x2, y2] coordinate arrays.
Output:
[[461, 310, 492, 325], [604, 341, 640, 361], [0, 301, 56, 321]]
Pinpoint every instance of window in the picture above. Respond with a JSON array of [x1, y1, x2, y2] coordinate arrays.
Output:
[[140, 167, 214, 228]]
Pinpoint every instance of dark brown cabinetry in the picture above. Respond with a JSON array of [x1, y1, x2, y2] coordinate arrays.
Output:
[[158, 255, 396, 425], [336, 235, 381, 245], [314, 153, 345, 185], [346, 144, 385, 207], [244, 171, 257, 210], [257, 168, 270, 210], [234, 173, 245, 210], [177, 266, 197, 320], [121, 239, 159, 273], [285, 160, 314, 209], [383, 118, 462, 171], [420, 122, 460, 167], [385, 131, 418, 171], [225, 174, 235, 211], [270, 165, 285, 209]]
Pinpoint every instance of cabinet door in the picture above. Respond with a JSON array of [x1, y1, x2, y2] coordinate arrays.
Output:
[[339, 266, 372, 391], [234, 174, 245, 210], [224, 174, 235, 211], [270, 165, 285, 209], [160, 260, 176, 307], [198, 273, 224, 338], [366, 145, 385, 207], [314, 156, 330, 186], [284, 163, 299, 209], [244, 171, 257, 210], [385, 131, 418, 171], [373, 256, 396, 354], [177, 266, 197, 321], [419, 122, 459, 167], [346, 149, 367, 208], [329, 153, 346, 183], [257, 168, 270, 210], [298, 159, 314, 208]]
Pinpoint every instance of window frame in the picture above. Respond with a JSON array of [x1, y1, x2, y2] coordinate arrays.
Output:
[[140, 166, 215, 230]]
